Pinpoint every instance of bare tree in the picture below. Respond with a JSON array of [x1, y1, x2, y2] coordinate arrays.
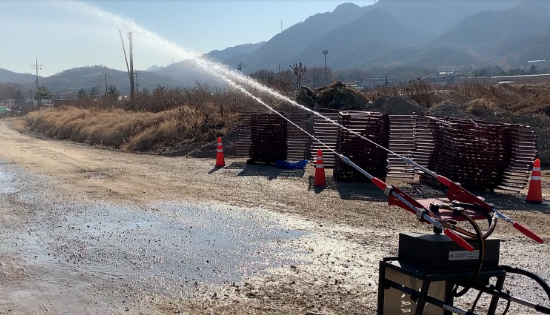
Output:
[[236, 60, 245, 72], [291, 63, 307, 89]]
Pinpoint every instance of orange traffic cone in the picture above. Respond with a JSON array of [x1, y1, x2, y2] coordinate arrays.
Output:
[[526, 159, 543, 203], [215, 137, 225, 167], [314, 149, 326, 186]]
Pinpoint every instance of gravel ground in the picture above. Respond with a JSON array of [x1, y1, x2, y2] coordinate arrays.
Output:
[[0, 119, 549, 314]]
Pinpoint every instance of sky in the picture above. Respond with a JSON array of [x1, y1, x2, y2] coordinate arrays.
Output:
[[0, 0, 377, 76]]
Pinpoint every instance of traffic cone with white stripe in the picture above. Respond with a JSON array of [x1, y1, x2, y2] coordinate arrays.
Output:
[[526, 158, 542, 203], [314, 149, 326, 186], [215, 137, 225, 167]]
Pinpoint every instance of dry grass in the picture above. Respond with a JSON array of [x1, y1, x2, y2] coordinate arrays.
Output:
[[20, 84, 275, 152], [451, 83, 550, 114], [362, 79, 550, 115], [22, 107, 229, 151], [362, 78, 444, 108]]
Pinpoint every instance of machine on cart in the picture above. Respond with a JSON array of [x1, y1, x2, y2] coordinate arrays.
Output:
[[335, 154, 550, 315], [377, 230, 549, 315]]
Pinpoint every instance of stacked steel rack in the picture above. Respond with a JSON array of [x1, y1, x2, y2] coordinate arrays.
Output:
[[235, 111, 309, 164], [333, 111, 390, 182], [310, 108, 340, 169], [236, 109, 537, 191], [417, 116, 537, 191]]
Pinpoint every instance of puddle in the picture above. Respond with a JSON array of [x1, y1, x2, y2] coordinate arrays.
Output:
[[0, 159, 308, 302], [0, 163, 18, 195]]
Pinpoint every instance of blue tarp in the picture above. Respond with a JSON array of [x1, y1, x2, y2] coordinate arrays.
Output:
[[274, 159, 308, 170]]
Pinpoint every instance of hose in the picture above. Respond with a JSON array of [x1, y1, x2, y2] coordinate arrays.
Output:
[[501, 265, 550, 299], [452, 208, 485, 298], [439, 202, 499, 241]]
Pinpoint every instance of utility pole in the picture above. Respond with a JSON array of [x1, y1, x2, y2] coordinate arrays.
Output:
[[128, 32, 135, 99], [119, 30, 131, 98], [278, 63, 281, 73], [31, 59, 42, 105], [104, 67, 108, 95], [312, 68, 315, 87], [134, 72, 140, 92], [322, 50, 328, 84]]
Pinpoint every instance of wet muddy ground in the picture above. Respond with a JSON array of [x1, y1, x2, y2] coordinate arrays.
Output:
[[0, 161, 308, 314], [0, 119, 549, 314]]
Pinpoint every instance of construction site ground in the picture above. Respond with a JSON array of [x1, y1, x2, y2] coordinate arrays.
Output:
[[0, 118, 549, 315]]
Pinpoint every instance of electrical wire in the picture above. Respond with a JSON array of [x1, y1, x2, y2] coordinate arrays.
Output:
[[452, 208, 485, 298]]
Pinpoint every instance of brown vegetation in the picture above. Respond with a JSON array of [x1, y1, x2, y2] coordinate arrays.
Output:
[[20, 83, 271, 152], [16, 74, 550, 165], [363, 79, 550, 115]]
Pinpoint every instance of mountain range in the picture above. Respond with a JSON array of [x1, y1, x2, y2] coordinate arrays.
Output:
[[208, 0, 550, 73], [3, 0, 550, 96]]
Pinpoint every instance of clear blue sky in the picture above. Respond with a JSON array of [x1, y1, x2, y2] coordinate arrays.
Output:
[[0, 0, 377, 76]]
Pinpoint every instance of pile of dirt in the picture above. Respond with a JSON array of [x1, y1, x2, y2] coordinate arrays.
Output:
[[366, 96, 427, 115], [426, 103, 475, 119], [296, 80, 370, 110]]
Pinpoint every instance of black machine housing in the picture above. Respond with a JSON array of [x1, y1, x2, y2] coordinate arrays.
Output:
[[398, 232, 501, 272], [378, 232, 504, 315]]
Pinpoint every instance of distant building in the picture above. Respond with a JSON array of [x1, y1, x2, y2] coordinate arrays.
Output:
[[436, 66, 461, 72], [527, 60, 550, 68], [497, 81, 514, 87]]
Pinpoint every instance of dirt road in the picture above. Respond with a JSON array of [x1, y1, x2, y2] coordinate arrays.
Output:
[[0, 119, 549, 314]]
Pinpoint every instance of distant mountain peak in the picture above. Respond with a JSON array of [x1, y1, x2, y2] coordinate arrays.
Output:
[[146, 65, 164, 72], [333, 2, 361, 12], [205, 41, 266, 62]]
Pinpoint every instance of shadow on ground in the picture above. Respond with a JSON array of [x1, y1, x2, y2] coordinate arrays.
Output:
[[405, 182, 550, 214], [308, 175, 549, 214], [477, 190, 550, 214], [225, 162, 305, 180], [219, 162, 549, 213], [307, 175, 387, 202], [406, 181, 550, 214]]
